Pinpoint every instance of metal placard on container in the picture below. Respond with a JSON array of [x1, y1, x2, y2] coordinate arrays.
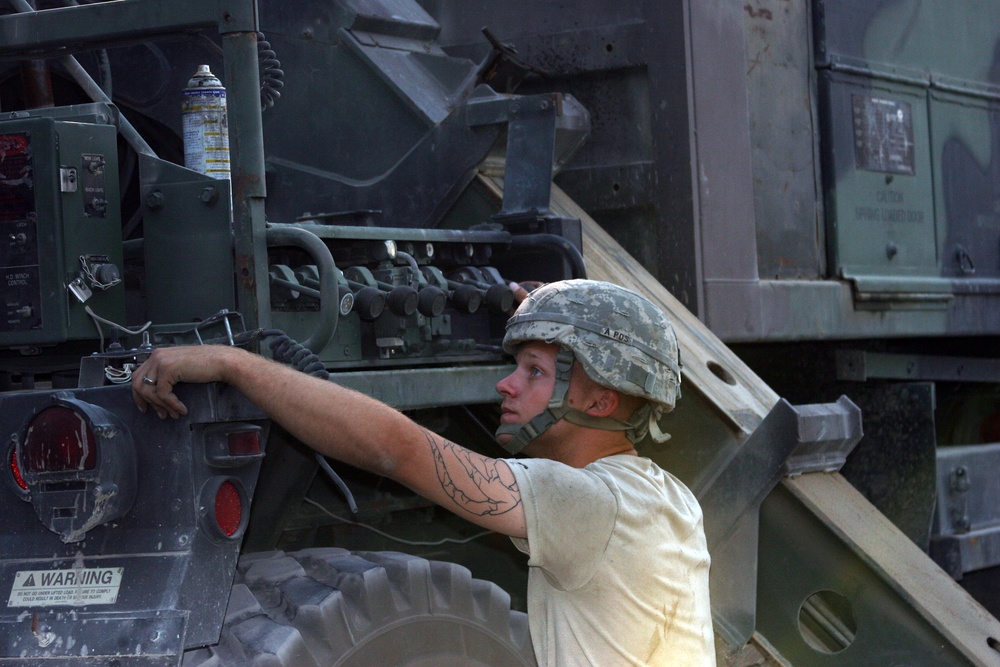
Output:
[[819, 71, 940, 300]]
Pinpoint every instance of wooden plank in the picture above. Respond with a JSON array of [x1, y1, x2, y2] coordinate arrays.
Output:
[[785, 473, 1000, 665]]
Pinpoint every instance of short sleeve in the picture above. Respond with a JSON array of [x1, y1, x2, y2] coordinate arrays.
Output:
[[505, 458, 618, 591]]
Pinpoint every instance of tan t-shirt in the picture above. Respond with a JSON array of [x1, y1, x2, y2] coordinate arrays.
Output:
[[507, 455, 715, 667]]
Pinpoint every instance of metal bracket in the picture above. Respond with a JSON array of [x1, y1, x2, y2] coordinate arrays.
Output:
[[782, 396, 864, 476], [931, 443, 1000, 578], [837, 349, 1000, 383], [59, 166, 78, 193], [468, 92, 561, 219], [697, 395, 863, 651], [467, 90, 589, 223]]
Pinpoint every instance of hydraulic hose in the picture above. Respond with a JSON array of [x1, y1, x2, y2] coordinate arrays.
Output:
[[251, 328, 358, 514], [265, 225, 339, 353], [509, 233, 587, 279]]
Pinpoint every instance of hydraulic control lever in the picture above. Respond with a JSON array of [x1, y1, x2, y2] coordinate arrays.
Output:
[[294, 265, 356, 317], [392, 251, 447, 317], [343, 280, 386, 320], [421, 266, 482, 313], [344, 266, 414, 318], [449, 266, 515, 314]]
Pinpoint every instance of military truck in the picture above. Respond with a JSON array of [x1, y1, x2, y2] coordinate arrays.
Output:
[[1, 0, 999, 665], [428, 0, 1000, 629]]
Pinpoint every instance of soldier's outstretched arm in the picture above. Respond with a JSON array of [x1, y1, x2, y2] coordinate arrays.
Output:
[[132, 345, 526, 538]]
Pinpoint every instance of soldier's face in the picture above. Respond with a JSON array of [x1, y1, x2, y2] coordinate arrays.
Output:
[[495, 341, 559, 444]]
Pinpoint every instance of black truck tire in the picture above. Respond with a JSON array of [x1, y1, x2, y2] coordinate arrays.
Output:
[[182, 548, 536, 666]]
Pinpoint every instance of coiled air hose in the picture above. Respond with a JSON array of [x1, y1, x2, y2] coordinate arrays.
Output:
[[257, 32, 284, 112], [239, 328, 358, 514]]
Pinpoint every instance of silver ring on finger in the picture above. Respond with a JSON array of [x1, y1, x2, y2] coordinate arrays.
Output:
[[142, 375, 156, 385]]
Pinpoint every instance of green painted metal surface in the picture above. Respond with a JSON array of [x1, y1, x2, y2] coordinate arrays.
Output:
[[0, 108, 124, 348], [815, 0, 1000, 304]]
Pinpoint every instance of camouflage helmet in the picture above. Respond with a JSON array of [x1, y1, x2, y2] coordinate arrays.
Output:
[[503, 280, 682, 411], [495, 280, 681, 453]]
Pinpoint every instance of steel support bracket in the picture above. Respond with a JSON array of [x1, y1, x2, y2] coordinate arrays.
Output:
[[696, 395, 863, 652], [837, 349, 1000, 383], [931, 443, 1000, 578], [467, 90, 589, 222]]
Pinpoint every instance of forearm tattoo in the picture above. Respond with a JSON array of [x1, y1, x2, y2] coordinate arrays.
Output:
[[424, 430, 521, 516]]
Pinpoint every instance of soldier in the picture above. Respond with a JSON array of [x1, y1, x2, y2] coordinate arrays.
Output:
[[132, 279, 715, 666]]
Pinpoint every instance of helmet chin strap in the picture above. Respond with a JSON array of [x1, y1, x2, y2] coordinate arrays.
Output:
[[495, 349, 671, 455], [496, 348, 575, 455]]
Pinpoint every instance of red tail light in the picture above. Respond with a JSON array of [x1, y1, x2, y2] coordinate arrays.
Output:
[[203, 424, 265, 466], [214, 480, 243, 538], [201, 477, 248, 540], [23, 406, 97, 473], [227, 430, 261, 457], [9, 447, 27, 491], [16, 399, 136, 543]]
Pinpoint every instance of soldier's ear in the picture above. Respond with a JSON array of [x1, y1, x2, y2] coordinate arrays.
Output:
[[585, 388, 620, 418]]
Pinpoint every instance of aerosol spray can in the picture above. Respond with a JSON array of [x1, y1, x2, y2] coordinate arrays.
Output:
[[182, 65, 230, 180]]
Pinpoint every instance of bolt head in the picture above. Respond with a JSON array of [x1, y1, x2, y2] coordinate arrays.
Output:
[[146, 191, 165, 209]]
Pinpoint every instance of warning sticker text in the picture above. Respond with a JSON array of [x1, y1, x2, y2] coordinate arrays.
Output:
[[7, 567, 123, 607]]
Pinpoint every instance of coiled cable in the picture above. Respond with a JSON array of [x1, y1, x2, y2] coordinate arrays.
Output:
[[257, 32, 284, 112], [238, 329, 359, 513], [263, 329, 329, 380]]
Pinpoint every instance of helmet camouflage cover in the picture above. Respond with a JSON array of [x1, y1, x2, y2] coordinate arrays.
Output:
[[503, 280, 682, 413]]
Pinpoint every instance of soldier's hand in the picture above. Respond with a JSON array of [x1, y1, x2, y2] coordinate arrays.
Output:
[[508, 281, 544, 315], [131, 346, 233, 419]]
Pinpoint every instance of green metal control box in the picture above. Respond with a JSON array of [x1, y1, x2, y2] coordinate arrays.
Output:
[[0, 113, 124, 347]]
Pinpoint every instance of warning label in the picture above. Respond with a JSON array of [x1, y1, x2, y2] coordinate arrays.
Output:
[[7, 567, 123, 607]]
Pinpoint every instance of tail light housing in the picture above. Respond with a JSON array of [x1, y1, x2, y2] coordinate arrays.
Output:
[[203, 424, 264, 466], [14, 398, 136, 543], [196, 423, 263, 541], [23, 405, 98, 473]]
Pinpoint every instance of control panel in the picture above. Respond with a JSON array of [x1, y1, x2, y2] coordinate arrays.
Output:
[[0, 110, 124, 348]]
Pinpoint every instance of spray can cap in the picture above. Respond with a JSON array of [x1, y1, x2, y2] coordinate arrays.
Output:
[[187, 65, 222, 89]]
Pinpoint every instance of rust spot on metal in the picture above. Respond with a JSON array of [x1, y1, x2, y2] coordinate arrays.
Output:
[[744, 4, 774, 20], [239, 255, 256, 289]]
